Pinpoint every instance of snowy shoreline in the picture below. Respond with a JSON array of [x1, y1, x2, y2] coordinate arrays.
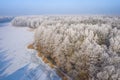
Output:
[[0, 22, 61, 80]]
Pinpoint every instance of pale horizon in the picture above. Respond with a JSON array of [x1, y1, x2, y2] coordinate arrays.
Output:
[[0, 0, 120, 16]]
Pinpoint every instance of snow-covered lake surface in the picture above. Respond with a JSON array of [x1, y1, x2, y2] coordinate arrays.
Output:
[[0, 22, 61, 80]]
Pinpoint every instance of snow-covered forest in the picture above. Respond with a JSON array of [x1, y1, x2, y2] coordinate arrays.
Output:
[[12, 16, 120, 80]]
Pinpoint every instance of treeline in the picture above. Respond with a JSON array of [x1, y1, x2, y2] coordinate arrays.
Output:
[[12, 16, 120, 29], [0, 16, 14, 23]]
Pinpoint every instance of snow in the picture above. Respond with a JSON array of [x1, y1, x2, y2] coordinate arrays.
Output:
[[0, 22, 61, 80]]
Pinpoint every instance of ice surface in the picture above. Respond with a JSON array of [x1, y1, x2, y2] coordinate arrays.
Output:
[[0, 22, 61, 80]]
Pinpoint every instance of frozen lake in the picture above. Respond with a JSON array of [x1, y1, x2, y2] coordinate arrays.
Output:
[[0, 22, 61, 80]]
